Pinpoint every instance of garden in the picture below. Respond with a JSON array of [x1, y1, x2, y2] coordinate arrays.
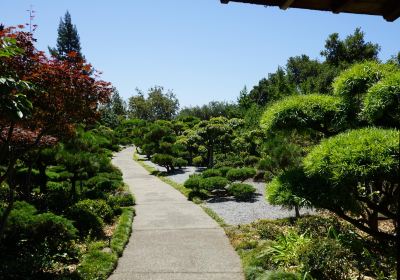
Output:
[[117, 29, 399, 280], [0, 12, 399, 280]]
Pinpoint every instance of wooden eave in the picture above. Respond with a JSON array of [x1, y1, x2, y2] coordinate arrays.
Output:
[[220, 0, 400, 22]]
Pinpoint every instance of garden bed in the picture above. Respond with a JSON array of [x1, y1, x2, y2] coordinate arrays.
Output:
[[134, 153, 313, 225]]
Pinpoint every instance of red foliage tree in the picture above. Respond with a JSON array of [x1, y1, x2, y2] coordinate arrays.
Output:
[[0, 26, 112, 235]]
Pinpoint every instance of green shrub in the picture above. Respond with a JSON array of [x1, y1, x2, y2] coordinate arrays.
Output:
[[260, 94, 346, 135], [151, 153, 174, 172], [227, 183, 256, 200], [299, 238, 353, 280], [45, 181, 71, 213], [244, 266, 266, 280], [333, 61, 395, 102], [361, 71, 400, 127], [202, 168, 222, 178], [303, 128, 399, 212], [259, 230, 311, 269], [262, 271, 299, 280], [295, 216, 342, 237], [244, 155, 260, 166], [255, 220, 283, 240], [199, 176, 229, 191], [86, 175, 121, 193], [226, 167, 256, 182], [266, 170, 311, 216], [172, 157, 188, 168], [83, 199, 113, 222], [108, 192, 135, 208], [184, 174, 202, 191], [192, 155, 204, 167], [68, 201, 105, 238], [1, 201, 78, 277], [216, 166, 234, 176], [245, 267, 299, 280], [257, 159, 269, 170]]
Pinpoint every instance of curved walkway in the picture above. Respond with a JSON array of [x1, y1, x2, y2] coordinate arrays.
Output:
[[109, 147, 244, 280]]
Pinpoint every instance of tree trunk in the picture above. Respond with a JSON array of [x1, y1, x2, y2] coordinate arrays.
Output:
[[0, 165, 16, 238], [368, 210, 379, 232], [396, 209, 399, 280], [208, 146, 214, 168], [38, 162, 47, 193], [294, 205, 300, 218], [188, 150, 193, 165], [71, 175, 77, 201], [24, 162, 34, 200]]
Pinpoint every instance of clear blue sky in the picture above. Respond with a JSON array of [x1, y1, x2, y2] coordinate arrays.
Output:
[[1, 0, 399, 107]]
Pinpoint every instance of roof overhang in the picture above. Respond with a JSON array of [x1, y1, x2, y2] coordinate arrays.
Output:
[[220, 0, 400, 22]]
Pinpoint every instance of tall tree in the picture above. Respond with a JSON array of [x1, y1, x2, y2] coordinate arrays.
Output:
[[49, 11, 82, 61], [321, 28, 380, 67], [99, 88, 127, 128], [128, 86, 179, 121]]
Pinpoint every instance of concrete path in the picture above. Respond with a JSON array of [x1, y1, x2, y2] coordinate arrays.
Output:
[[109, 147, 244, 280]]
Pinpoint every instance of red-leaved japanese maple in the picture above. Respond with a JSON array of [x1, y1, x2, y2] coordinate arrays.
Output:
[[0, 26, 112, 235]]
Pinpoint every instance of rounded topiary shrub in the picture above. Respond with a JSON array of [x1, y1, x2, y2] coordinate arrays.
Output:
[[184, 174, 202, 191], [2, 201, 78, 277], [108, 192, 135, 214], [260, 94, 346, 135], [199, 176, 229, 191], [67, 199, 113, 237], [361, 71, 400, 128], [202, 168, 222, 178], [45, 181, 71, 213], [151, 153, 174, 172], [216, 166, 234, 177], [172, 157, 188, 169], [227, 183, 256, 200], [226, 167, 256, 182], [86, 175, 121, 192], [244, 155, 260, 166], [333, 61, 395, 99], [192, 156, 204, 167]]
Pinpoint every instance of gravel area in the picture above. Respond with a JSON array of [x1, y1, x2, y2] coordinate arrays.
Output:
[[205, 180, 314, 225], [135, 152, 314, 225]]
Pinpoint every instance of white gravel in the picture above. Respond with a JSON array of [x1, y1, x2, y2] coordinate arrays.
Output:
[[136, 152, 314, 225]]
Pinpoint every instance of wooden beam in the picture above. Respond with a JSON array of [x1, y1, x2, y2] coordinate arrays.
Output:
[[220, 0, 230, 3], [280, 0, 295, 10], [332, 0, 355, 14], [383, 0, 400, 22]]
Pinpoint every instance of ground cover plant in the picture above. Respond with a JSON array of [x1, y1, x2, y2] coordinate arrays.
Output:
[[226, 215, 396, 280]]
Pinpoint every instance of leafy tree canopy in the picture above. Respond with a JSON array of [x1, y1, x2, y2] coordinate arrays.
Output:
[[179, 100, 242, 120], [321, 27, 380, 67], [128, 86, 179, 121]]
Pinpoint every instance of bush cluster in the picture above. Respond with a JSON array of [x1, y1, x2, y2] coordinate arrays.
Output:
[[183, 167, 257, 201], [227, 183, 256, 200], [226, 167, 256, 182]]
